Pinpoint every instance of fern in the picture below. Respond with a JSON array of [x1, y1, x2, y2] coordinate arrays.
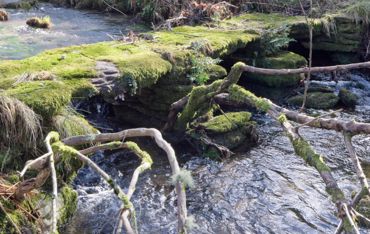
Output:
[[259, 25, 295, 56], [188, 55, 221, 85]]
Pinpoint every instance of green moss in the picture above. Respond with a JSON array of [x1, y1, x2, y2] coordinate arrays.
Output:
[[58, 186, 78, 226], [278, 114, 288, 124], [228, 84, 271, 112], [51, 141, 82, 184], [5, 81, 71, 119], [4, 79, 96, 120], [247, 52, 307, 87], [175, 80, 223, 131], [200, 112, 252, 134], [288, 92, 339, 109], [0, 192, 40, 233], [154, 26, 258, 58], [292, 138, 331, 172], [53, 109, 98, 138], [124, 141, 153, 165], [187, 111, 258, 159]]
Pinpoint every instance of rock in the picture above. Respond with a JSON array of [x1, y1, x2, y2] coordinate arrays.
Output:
[[330, 52, 360, 65], [299, 15, 363, 53], [339, 88, 358, 108], [187, 112, 259, 159], [26, 16, 52, 29], [92, 61, 122, 104], [246, 51, 307, 87], [0, 9, 7, 21], [288, 92, 339, 109]]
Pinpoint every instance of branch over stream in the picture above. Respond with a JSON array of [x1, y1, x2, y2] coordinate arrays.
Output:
[[165, 61, 370, 233]]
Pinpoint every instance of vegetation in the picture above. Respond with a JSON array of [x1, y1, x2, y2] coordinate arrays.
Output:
[[2, 1, 370, 233], [26, 16, 52, 29]]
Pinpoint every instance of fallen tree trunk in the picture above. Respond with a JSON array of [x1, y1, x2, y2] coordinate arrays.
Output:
[[241, 61, 370, 75]]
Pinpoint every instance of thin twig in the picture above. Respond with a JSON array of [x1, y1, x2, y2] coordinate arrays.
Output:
[[343, 132, 370, 207], [343, 204, 360, 234], [45, 134, 58, 234], [352, 208, 370, 226], [295, 109, 343, 130], [299, 0, 313, 111]]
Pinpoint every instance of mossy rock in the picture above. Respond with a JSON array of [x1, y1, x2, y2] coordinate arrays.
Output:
[[208, 64, 227, 82], [52, 109, 98, 138], [187, 112, 258, 159], [339, 88, 358, 108], [288, 92, 339, 109], [246, 51, 307, 87], [199, 112, 252, 134]]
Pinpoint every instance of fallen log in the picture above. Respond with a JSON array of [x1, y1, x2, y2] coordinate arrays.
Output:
[[240, 61, 370, 75]]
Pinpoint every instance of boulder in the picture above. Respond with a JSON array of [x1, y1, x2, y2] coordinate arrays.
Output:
[[187, 112, 258, 159], [288, 92, 339, 109], [26, 16, 52, 29], [246, 51, 307, 87], [339, 88, 358, 108], [0, 8, 7, 21]]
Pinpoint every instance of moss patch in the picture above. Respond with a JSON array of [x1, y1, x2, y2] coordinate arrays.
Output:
[[246, 51, 307, 87], [199, 112, 252, 134], [52, 108, 98, 138], [187, 112, 258, 159]]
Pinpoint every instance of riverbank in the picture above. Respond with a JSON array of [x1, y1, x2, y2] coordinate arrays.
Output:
[[1, 2, 370, 232]]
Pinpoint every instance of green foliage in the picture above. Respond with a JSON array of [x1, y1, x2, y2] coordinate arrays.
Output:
[[188, 55, 221, 85], [259, 25, 295, 56], [343, 0, 370, 24]]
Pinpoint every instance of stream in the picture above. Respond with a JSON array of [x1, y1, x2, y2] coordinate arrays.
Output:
[[0, 3, 144, 60], [64, 72, 370, 234], [2, 4, 370, 234]]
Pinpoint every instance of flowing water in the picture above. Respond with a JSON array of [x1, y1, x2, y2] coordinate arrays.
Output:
[[65, 72, 370, 234], [2, 4, 370, 233], [0, 3, 145, 60]]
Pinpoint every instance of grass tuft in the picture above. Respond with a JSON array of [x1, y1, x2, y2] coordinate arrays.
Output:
[[0, 95, 42, 150], [26, 16, 52, 29]]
